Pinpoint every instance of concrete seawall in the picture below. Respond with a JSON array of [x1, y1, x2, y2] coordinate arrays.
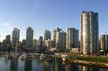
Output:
[[69, 60, 108, 68], [55, 53, 108, 68]]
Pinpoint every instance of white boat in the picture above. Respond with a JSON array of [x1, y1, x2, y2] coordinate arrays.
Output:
[[20, 53, 26, 59], [40, 54, 45, 60], [62, 57, 66, 62], [61, 53, 69, 62]]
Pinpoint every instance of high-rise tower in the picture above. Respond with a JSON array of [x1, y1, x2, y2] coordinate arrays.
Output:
[[26, 27, 33, 49], [80, 11, 99, 55], [12, 28, 20, 50], [44, 30, 51, 40], [66, 28, 79, 49], [100, 34, 108, 51], [56, 31, 66, 52]]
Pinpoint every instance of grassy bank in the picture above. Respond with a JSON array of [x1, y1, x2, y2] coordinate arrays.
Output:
[[69, 55, 108, 63]]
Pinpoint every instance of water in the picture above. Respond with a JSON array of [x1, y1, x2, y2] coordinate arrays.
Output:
[[0, 56, 108, 71]]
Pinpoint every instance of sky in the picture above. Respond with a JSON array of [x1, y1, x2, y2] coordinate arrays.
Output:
[[0, 0, 108, 41]]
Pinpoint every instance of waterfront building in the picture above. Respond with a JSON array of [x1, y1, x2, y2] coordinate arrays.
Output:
[[44, 39, 53, 50], [12, 28, 20, 50], [37, 36, 45, 52], [6, 35, 11, 43], [26, 27, 33, 50], [5, 35, 11, 45], [33, 39, 37, 48], [5, 35, 11, 50], [80, 11, 99, 55], [66, 28, 79, 49], [44, 30, 51, 40], [100, 34, 108, 51], [53, 27, 62, 47], [56, 31, 66, 52]]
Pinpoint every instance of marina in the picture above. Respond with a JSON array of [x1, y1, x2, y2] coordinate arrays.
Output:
[[0, 53, 107, 71]]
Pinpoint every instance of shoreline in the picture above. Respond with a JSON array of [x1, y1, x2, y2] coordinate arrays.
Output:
[[1, 52, 108, 68], [68, 59, 108, 68], [55, 53, 108, 68]]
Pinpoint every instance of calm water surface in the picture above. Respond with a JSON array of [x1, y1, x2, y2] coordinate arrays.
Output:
[[0, 56, 108, 71]]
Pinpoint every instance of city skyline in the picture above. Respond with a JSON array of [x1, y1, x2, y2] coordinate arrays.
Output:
[[0, 0, 108, 41]]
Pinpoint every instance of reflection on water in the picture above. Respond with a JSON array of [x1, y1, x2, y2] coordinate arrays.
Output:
[[25, 58, 32, 71], [81, 66, 100, 71], [43, 60, 52, 71], [1, 56, 108, 71], [10, 58, 18, 71], [55, 58, 80, 71]]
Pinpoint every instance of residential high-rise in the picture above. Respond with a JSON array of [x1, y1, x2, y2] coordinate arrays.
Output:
[[53, 30, 56, 48], [26, 27, 33, 49], [44, 30, 51, 40], [12, 28, 20, 50], [56, 31, 66, 52], [100, 34, 108, 51], [66, 28, 79, 49], [2, 35, 11, 51], [5, 35, 11, 49], [5, 35, 11, 44], [6, 35, 11, 43], [37, 36, 45, 51], [33, 39, 37, 48], [80, 11, 99, 55], [53, 27, 62, 47], [45, 39, 53, 50]]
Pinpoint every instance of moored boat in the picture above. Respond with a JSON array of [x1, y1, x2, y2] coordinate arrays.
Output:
[[61, 53, 69, 62]]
